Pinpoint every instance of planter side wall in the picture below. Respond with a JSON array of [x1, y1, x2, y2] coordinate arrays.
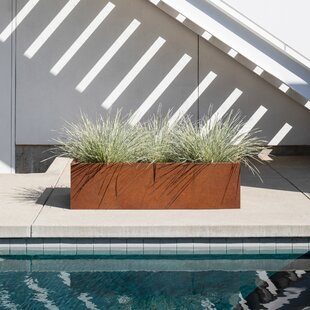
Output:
[[71, 162, 240, 209]]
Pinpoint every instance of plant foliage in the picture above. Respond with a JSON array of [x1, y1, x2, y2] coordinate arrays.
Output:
[[56, 111, 264, 174], [55, 112, 147, 164], [168, 112, 264, 175]]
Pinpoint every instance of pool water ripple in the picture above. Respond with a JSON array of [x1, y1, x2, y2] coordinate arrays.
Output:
[[0, 254, 310, 309]]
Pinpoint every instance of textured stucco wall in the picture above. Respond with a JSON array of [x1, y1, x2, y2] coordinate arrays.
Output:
[[0, 0, 310, 172], [198, 37, 310, 145], [14, 0, 310, 145]]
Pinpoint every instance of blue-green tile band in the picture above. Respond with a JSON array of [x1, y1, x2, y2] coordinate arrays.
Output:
[[0, 238, 309, 256]]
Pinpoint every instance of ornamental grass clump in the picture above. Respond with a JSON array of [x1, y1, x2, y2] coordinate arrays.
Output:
[[141, 113, 173, 163], [56, 112, 147, 163], [56, 110, 264, 174], [169, 112, 264, 174]]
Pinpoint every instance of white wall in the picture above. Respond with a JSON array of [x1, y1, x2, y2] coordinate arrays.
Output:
[[15, 0, 310, 144], [0, 0, 14, 173], [223, 0, 310, 59], [0, 0, 309, 173]]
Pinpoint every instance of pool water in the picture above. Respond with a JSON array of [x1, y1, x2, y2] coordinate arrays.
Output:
[[1, 254, 310, 309]]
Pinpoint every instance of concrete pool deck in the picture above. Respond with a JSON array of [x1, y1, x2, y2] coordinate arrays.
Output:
[[0, 156, 309, 239]]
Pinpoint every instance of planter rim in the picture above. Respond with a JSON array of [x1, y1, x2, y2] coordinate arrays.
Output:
[[71, 161, 240, 166]]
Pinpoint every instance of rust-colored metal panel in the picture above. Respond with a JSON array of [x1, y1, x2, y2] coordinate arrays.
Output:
[[71, 162, 240, 209]]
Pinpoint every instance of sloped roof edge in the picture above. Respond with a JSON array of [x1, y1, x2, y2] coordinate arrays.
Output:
[[148, 0, 310, 111]]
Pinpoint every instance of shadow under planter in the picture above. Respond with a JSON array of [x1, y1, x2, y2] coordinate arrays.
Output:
[[71, 162, 240, 209]]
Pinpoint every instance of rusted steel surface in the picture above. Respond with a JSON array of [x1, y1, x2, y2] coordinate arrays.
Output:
[[71, 162, 240, 209]]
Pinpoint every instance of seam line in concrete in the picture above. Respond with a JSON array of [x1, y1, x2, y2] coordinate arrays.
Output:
[[267, 162, 310, 201], [30, 159, 71, 237]]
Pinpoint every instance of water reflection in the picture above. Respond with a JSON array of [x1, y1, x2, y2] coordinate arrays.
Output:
[[0, 254, 310, 309], [234, 269, 310, 309]]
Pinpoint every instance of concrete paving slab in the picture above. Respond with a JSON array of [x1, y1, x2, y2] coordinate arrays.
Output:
[[0, 158, 71, 237], [30, 156, 310, 238], [268, 156, 310, 198]]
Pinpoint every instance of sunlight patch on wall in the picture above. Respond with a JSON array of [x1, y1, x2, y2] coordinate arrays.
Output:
[[76, 19, 141, 93], [168, 71, 217, 127], [268, 123, 292, 146], [24, 0, 80, 58], [279, 83, 289, 93], [129, 54, 192, 125], [101, 37, 166, 109], [203, 88, 243, 133], [0, 0, 40, 42], [50, 2, 115, 76], [176, 14, 186, 23], [233, 105, 267, 144], [202, 31, 212, 41], [227, 48, 238, 58], [253, 66, 263, 76]]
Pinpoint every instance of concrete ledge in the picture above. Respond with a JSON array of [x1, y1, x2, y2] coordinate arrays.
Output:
[[30, 224, 310, 239], [0, 226, 32, 239], [46, 157, 71, 174]]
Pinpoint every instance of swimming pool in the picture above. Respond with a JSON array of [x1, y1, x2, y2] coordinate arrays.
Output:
[[0, 254, 310, 309]]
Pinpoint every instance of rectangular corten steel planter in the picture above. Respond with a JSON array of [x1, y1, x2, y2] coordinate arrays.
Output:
[[71, 161, 240, 209]]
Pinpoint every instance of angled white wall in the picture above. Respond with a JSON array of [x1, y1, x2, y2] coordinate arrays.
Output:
[[198, 37, 310, 145]]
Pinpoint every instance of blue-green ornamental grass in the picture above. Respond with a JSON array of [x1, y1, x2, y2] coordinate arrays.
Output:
[[55, 112, 148, 164], [56, 111, 264, 174], [169, 112, 264, 175]]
